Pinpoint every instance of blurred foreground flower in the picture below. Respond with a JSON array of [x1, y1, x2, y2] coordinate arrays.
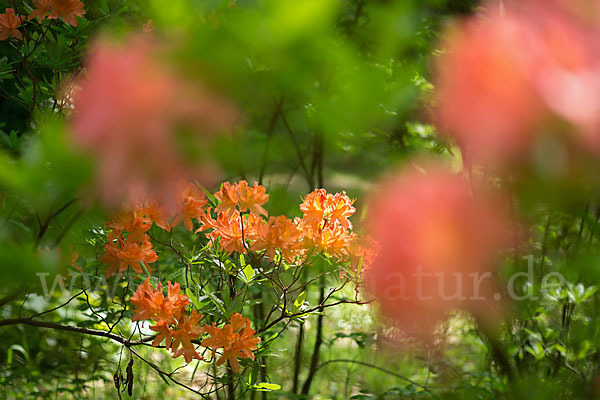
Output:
[[365, 166, 512, 340], [435, 0, 600, 165], [70, 36, 241, 206]]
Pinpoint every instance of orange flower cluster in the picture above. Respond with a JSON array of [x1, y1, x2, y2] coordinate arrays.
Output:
[[296, 189, 357, 258], [0, 8, 24, 40], [106, 183, 372, 367], [101, 180, 375, 278], [101, 182, 208, 276], [101, 207, 157, 277], [101, 234, 158, 277], [199, 182, 374, 269], [199, 180, 281, 256], [200, 211, 253, 254], [130, 278, 204, 363], [0, 0, 85, 41], [201, 181, 300, 260], [129, 280, 261, 366], [170, 181, 208, 232], [295, 189, 378, 274], [130, 278, 189, 322], [199, 204, 303, 263], [299, 189, 355, 229], [214, 180, 269, 217], [29, 0, 85, 26], [201, 313, 261, 373], [252, 215, 302, 263]]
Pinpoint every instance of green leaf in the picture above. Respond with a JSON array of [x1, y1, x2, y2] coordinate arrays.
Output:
[[8, 344, 28, 362], [551, 344, 567, 356], [262, 331, 280, 346], [199, 184, 219, 207], [225, 259, 236, 273], [0, 129, 11, 149], [252, 382, 281, 391], [243, 264, 255, 283], [140, 261, 151, 276], [185, 288, 200, 309], [293, 291, 306, 313], [194, 295, 212, 310], [203, 289, 227, 314], [580, 286, 598, 302], [98, 0, 110, 15]]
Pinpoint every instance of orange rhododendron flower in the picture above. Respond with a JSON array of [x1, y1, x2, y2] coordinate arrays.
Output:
[[295, 189, 358, 258], [170, 311, 205, 362], [213, 182, 238, 216], [299, 189, 355, 230], [171, 181, 208, 232], [131, 278, 204, 363], [150, 320, 173, 348], [251, 215, 302, 262], [28, 0, 52, 22], [99, 236, 123, 277], [130, 278, 165, 322], [101, 234, 158, 277], [237, 181, 269, 216], [47, 0, 85, 26], [365, 166, 512, 340], [105, 207, 152, 242], [199, 209, 260, 254], [342, 234, 379, 275], [115, 234, 158, 275], [298, 219, 352, 259], [105, 198, 178, 242], [229, 313, 249, 331], [214, 181, 269, 217], [29, 0, 85, 25], [142, 196, 172, 231], [124, 210, 153, 242], [130, 278, 189, 323], [201, 313, 261, 373], [0, 8, 24, 41], [105, 209, 132, 241]]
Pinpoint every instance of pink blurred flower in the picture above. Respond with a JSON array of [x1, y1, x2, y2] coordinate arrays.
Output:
[[365, 166, 512, 340], [520, 0, 600, 150], [435, 0, 600, 164], [70, 36, 240, 206], [435, 9, 544, 164]]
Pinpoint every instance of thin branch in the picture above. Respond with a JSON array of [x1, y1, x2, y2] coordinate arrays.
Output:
[[280, 110, 314, 189], [301, 280, 325, 394], [0, 318, 153, 347], [128, 346, 211, 399], [258, 98, 283, 184]]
